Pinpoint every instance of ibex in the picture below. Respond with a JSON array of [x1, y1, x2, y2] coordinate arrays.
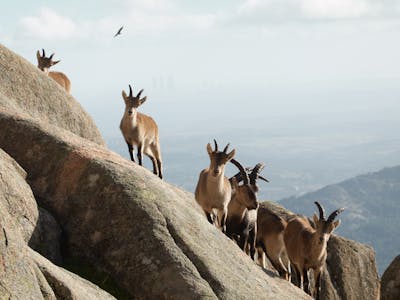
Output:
[[284, 201, 344, 299], [195, 140, 235, 233], [256, 206, 290, 280], [120, 84, 163, 179], [36, 49, 71, 93], [225, 159, 258, 252], [227, 162, 267, 259]]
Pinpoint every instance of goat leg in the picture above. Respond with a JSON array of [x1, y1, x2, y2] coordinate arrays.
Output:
[[314, 268, 322, 300], [137, 144, 143, 166], [303, 268, 310, 295], [157, 159, 163, 179], [205, 212, 213, 224], [126, 142, 135, 162], [247, 227, 256, 260]]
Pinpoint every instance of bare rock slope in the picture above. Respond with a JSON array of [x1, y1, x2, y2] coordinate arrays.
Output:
[[0, 148, 115, 299]]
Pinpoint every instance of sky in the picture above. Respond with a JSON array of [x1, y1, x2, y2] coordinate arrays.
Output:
[[1, 0, 400, 197]]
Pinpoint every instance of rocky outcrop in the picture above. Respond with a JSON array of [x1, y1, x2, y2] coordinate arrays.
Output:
[[381, 255, 400, 300], [0, 148, 43, 299], [0, 148, 38, 243], [0, 148, 115, 299], [259, 201, 380, 300], [326, 235, 380, 300], [0, 108, 310, 299], [0, 44, 104, 145]]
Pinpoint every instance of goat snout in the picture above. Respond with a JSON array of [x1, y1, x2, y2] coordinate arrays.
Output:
[[213, 169, 220, 176], [247, 200, 258, 210]]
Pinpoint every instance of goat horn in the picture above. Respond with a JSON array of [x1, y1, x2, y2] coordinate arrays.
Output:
[[129, 85, 133, 97], [327, 208, 344, 223], [230, 159, 249, 185], [213, 139, 218, 152], [249, 163, 265, 184], [223, 143, 230, 153], [229, 172, 243, 184], [42, 49, 45, 57], [257, 175, 269, 183], [49, 53, 54, 60], [314, 201, 325, 220], [137, 89, 144, 98]]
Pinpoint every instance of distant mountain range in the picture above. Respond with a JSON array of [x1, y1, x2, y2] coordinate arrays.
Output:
[[278, 165, 400, 274]]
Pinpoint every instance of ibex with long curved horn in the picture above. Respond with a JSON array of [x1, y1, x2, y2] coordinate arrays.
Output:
[[195, 140, 235, 233], [227, 162, 268, 258], [36, 49, 71, 93], [233, 163, 291, 279], [225, 159, 258, 252], [120, 84, 163, 179], [284, 201, 344, 299]]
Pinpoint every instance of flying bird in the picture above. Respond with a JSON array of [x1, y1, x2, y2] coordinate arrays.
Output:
[[114, 26, 124, 38]]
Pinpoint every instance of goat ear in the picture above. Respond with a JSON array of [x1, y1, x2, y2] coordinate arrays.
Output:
[[51, 60, 60, 66], [122, 90, 129, 102], [312, 213, 319, 225], [226, 149, 236, 161], [332, 219, 341, 229], [206, 143, 213, 156], [36, 50, 41, 60], [139, 96, 147, 106]]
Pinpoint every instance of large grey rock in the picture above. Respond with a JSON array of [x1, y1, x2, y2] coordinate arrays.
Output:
[[0, 146, 62, 265], [0, 149, 44, 299], [0, 148, 38, 243], [0, 147, 114, 299], [326, 235, 380, 300], [0, 227, 45, 299], [381, 255, 400, 300], [260, 201, 380, 300], [0, 108, 310, 299], [0, 43, 104, 145]]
